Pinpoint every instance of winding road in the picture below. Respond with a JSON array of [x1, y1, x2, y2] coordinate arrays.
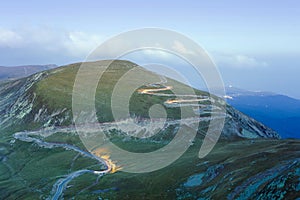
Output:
[[12, 79, 224, 199], [14, 130, 112, 200]]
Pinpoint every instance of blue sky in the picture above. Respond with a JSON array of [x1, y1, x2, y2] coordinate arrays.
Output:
[[0, 0, 299, 98]]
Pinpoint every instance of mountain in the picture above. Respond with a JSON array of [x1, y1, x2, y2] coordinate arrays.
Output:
[[0, 60, 299, 200], [226, 86, 300, 138], [0, 61, 278, 139], [0, 64, 57, 81]]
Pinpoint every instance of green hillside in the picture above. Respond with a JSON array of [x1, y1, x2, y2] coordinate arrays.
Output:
[[1, 60, 296, 200], [33, 60, 213, 123]]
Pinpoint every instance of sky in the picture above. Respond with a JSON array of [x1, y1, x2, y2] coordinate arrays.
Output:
[[0, 0, 300, 98]]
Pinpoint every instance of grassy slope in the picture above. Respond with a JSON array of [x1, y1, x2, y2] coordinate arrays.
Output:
[[93, 138, 300, 200], [0, 60, 211, 199], [2, 133, 299, 199], [1, 60, 298, 199], [34, 60, 211, 122]]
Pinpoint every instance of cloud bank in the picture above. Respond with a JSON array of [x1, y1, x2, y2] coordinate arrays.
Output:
[[0, 26, 104, 65], [0, 26, 269, 71], [212, 53, 268, 68]]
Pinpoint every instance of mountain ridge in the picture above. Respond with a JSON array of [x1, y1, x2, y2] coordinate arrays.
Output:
[[0, 60, 279, 140], [3, 60, 300, 200], [226, 86, 300, 138], [0, 64, 57, 81]]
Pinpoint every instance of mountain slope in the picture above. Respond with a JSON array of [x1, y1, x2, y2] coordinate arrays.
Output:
[[226, 86, 300, 138], [2, 60, 299, 200], [0, 64, 57, 81], [0, 60, 279, 139]]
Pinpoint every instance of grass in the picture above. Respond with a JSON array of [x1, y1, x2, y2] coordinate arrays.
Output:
[[4, 128, 297, 199], [33, 60, 211, 123], [0, 134, 101, 199], [79, 138, 300, 200], [1, 124, 299, 199], [1, 60, 297, 199]]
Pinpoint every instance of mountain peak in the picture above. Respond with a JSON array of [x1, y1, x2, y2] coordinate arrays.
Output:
[[0, 60, 280, 140]]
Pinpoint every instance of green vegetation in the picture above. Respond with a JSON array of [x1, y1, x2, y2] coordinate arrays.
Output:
[[2, 127, 299, 199], [0, 60, 297, 199], [0, 135, 100, 199], [79, 139, 300, 200], [44, 132, 85, 149], [33, 60, 210, 123]]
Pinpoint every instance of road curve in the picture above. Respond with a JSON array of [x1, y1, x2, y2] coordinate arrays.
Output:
[[13, 130, 112, 200], [12, 80, 221, 199]]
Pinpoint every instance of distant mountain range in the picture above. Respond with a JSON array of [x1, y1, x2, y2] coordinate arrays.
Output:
[[0, 64, 57, 81], [225, 87, 300, 138]]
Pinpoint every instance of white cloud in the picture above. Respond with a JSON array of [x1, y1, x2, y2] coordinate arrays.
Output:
[[142, 49, 173, 59], [172, 40, 196, 56], [63, 31, 103, 57], [212, 53, 268, 68], [0, 27, 269, 70], [0, 26, 104, 58], [0, 28, 23, 48]]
